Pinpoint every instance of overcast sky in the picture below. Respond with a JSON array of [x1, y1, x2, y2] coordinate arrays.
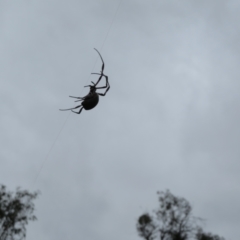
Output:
[[1, 0, 240, 239]]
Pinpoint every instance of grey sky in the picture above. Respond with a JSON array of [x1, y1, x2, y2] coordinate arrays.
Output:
[[1, 0, 240, 239]]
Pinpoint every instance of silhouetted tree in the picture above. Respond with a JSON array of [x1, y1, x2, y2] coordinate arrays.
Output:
[[0, 185, 39, 240], [196, 228, 225, 240], [137, 190, 225, 240], [137, 213, 157, 240]]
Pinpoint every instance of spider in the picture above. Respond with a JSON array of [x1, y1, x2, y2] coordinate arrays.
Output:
[[60, 49, 110, 114]]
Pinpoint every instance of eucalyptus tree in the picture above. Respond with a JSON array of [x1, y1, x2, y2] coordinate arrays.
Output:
[[0, 185, 39, 240], [137, 190, 225, 240]]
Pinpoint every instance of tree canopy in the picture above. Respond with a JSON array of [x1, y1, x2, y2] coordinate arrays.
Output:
[[0, 185, 39, 240], [137, 190, 225, 240]]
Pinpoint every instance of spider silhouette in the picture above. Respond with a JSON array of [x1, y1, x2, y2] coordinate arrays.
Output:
[[60, 49, 110, 114]]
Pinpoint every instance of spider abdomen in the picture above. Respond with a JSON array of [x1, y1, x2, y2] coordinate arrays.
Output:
[[82, 93, 99, 110]]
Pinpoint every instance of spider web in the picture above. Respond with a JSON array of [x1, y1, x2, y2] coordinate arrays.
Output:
[[32, 0, 123, 187]]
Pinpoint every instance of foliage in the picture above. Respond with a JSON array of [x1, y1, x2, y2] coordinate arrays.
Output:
[[137, 190, 225, 240], [196, 228, 225, 240], [0, 185, 39, 240], [137, 213, 157, 240]]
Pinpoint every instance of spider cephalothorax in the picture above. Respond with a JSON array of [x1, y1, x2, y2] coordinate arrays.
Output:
[[60, 49, 110, 114]]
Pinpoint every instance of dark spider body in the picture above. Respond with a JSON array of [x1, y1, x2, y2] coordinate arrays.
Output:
[[82, 91, 99, 110], [60, 49, 110, 114]]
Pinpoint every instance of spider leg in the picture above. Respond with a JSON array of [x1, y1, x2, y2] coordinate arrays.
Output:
[[71, 107, 83, 114], [94, 48, 104, 74], [91, 73, 103, 87], [93, 48, 105, 86], [95, 74, 110, 96], [92, 73, 109, 89], [69, 96, 84, 100], [59, 105, 82, 111], [69, 96, 86, 103], [97, 86, 110, 96]]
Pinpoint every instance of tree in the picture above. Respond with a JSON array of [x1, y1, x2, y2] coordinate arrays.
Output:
[[196, 228, 225, 240], [137, 190, 225, 240], [0, 185, 39, 240], [137, 213, 157, 240]]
